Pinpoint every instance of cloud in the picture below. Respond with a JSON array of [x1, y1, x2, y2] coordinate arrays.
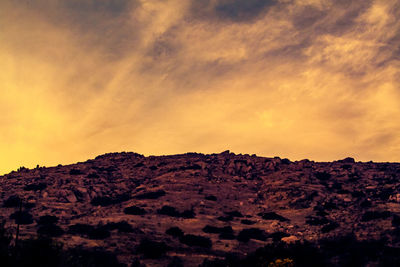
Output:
[[0, 0, 399, 174]]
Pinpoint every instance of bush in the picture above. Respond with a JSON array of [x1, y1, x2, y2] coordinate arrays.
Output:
[[166, 227, 184, 238], [202, 225, 233, 235], [314, 172, 331, 181], [168, 256, 184, 267], [3, 195, 21, 208], [69, 169, 84, 175], [91, 194, 131, 207], [219, 232, 236, 240], [137, 239, 169, 259], [68, 223, 110, 239], [66, 247, 126, 267], [124, 206, 146, 215], [217, 216, 233, 222], [87, 227, 110, 240], [258, 212, 289, 222], [205, 195, 217, 201], [305, 216, 330, 226], [135, 190, 166, 200], [10, 211, 33, 225], [104, 221, 134, 233], [24, 183, 47, 191], [321, 222, 339, 233], [237, 228, 267, 242], [225, 211, 243, 218], [38, 215, 59, 225], [37, 224, 65, 237], [361, 211, 391, 222], [68, 223, 95, 236], [158, 206, 195, 218], [241, 219, 256, 225], [86, 172, 99, 178], [179, 234, 212, 248]]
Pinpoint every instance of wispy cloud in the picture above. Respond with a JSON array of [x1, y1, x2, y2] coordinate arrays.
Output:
[[0, 0, 399, 173]]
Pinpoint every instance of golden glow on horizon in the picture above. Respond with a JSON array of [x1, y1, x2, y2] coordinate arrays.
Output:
[[1, 0, 399, 174]]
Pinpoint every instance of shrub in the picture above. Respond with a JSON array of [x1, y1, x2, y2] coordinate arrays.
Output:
[[241, 219, 256, 225], [69, 169, 84, 175], [104, 221, 134, 233], [158, 206, 195, 218], [225, 211, 243, 218], [86, 172, 99, 178], [38, 215, 59, 225], [361, 211, 391, 222], [68, 223, 95, 236], [314, 172, 331, 181], [237, 228, 267, 242], [137, 239, 169, 259], [166, 227, 184, 238], [202, 225, 233, 235], [258, 212, 289, 222], [205, 195, 217, 201], [217, 216, 233, 222], [168, 256, 184, 267], [37, 224, 64, 237], [66, 247, 126, 267], [219, 232, 236, 240], [124, 206, 146, 215], [91, 196, 113, 206], [69, 223, 110, 239], [135, 190, 166, 200], [10, 211, 33, 225], [3, 195, 21, 208], [91, 194, 131, 207], [321, 222, 339, 233], [179, 234, 212, 248], [87, 227, 110, 240], [305, 216, 330, 226], [24, 183, 47, 191]]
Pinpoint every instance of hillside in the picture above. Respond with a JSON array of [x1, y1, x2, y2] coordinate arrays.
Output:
[[1, 151, 400, 266]]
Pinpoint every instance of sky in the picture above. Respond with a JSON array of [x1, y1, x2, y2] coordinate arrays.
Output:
[[0, 0, 399, 174]]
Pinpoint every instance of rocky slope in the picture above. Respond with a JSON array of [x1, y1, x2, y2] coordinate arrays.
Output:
[[1, 151, 400, 266]]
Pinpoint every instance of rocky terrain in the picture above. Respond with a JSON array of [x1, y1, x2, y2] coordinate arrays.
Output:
[[1, 151, 400, 266]]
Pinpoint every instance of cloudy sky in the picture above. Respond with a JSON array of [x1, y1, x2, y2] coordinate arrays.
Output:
[[0, 0, 399, 173]]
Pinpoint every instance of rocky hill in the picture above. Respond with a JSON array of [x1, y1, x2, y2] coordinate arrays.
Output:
[[1, 151, 400, 266]]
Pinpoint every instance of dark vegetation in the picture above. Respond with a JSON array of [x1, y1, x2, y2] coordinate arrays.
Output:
[[68, 223, 110, 240], [135, 190, 166, 199], [124, 205, 147, 215], [103, 221, 134, 233], [166, 227, 184, 238], [201, 235, 400, 267], [361, 211, 391, 222], [23, 183, 47, 191], [258, 212, 289, 222], [0, 221, 126, 267], [205, 195, 217, 201], [136, 239, 169, 259], [3, 195, 22, 208], [69, 169, 84, 175], [157, 205, 195, 218], [90, 193, 130, 207], [9, 211, 33, 225], [237, 228, 267, 242], [179, 234, 212, 248]]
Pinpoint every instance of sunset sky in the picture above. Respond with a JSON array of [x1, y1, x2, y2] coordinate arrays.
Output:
[[1, 0, 399, 174]]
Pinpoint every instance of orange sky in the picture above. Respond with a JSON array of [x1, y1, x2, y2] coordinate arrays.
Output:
[[1, 0, 399, 174]]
